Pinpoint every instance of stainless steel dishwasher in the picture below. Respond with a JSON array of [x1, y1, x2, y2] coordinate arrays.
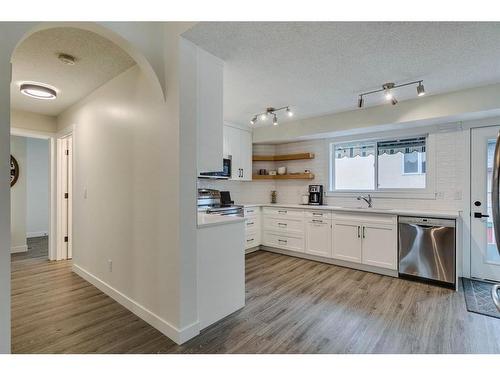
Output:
[[398, 216, 456, 288]]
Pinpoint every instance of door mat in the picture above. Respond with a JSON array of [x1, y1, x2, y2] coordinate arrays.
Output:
[[462, 278, 500, 319]]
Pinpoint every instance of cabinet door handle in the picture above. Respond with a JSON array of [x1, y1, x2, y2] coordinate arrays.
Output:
[[247, 221, 254, 226], [312, 219, 323, 223], [278, 222, 287, 227], [278, 210, 287, 214], [278, 239, 288, 243], [312, 213, 322, 216], [362, 226, 366, 239], [247, 238, 254, 242], [357, 226, 361, 238]]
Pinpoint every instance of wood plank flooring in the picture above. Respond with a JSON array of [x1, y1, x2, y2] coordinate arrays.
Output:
[[11, 246, 500, 353]]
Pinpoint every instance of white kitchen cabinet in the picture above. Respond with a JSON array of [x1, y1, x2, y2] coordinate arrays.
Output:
[[332, 213, 397, 270], [197, 48, 224, 175], [223, 124, 252, 181], [332, 221, 362, 263], [305, 218, 332, 258], [361, 224, 397, 270], [244, 206, 261, 250]]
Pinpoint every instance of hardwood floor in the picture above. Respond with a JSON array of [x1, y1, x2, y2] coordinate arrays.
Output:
[[11, 248, 500, 353]]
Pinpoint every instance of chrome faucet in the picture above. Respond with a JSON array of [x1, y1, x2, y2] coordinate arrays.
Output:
[[357, 194, 373, 208]]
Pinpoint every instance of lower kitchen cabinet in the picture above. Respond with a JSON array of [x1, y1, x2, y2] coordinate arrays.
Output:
[[332, 214, 397, 270], [244, 207, 261, 250], [305, 218, 332, 257], [254, 206, 398, 274], [361, 223, 397, 270], [332, 221, 362, 263]]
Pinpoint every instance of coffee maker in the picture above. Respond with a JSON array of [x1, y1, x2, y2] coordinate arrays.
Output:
[[308, 185, 323, 205]]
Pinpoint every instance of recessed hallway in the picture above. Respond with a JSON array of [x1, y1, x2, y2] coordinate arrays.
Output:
[[11, 250, 500, 353]]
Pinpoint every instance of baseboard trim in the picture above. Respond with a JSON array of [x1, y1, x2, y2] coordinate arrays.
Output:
[[259, 246, 399, 278], [27, 231, 48, 238], [11, 245, 28, 254], [72, 264, 200, 345]]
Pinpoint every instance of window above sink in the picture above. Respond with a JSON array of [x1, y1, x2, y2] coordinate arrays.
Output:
[[327, 134, 436, 199]]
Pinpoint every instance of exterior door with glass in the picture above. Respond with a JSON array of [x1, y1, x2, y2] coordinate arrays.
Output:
[[471, 126, 500, 281]]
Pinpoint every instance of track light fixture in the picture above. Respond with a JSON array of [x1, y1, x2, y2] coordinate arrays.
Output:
[[250, 106, 293, 127], [357, 80, 425, 109], [417, 81, 426, 96]]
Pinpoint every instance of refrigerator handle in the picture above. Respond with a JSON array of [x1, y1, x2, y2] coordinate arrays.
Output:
[[492, 130, 500, 255], [492, 285, 500, 312]]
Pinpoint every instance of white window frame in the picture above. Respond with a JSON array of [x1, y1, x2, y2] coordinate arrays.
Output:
[[327, 134, 436, 199]]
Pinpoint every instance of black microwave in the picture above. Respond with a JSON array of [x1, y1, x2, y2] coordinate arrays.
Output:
[[199, 158, 231, 179]]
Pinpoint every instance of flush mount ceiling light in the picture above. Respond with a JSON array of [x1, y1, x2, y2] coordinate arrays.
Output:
[[20, 83, 57, 100], [357, 80, 425, 109], [250, 106, 293, 127]]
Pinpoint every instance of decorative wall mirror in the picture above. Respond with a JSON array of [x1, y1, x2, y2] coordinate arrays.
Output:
[[10, 155, 19, 187]]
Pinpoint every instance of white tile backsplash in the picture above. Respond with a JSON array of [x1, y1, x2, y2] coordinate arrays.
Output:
[[199, 128, 466, 212]]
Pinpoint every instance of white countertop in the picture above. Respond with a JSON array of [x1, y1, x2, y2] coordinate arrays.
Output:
[[197, 212, 246, 228], [240, 203, 460, 219]]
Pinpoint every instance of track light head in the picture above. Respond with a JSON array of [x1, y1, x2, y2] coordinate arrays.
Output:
[[286, 107, 293, 117], [250, 116, 257, 125], [273, 114, 278, 126], [358, 96, 364, 108], [417, 82, 425, 96], [391, 97, 398, 106], [383, 83, 395, 101]]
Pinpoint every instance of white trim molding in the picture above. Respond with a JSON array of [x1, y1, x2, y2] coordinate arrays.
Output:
[[72, 264, 200, 345]]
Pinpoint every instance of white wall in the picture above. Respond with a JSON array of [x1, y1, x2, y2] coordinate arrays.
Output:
[[10, 135, 27, 253], [11, 109, 57, 133], [26, 137, 49, 237]]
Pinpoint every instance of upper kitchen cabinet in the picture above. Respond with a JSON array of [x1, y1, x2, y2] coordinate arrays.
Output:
[[223, 124, 253, 181], [197, 48, 224, 175]]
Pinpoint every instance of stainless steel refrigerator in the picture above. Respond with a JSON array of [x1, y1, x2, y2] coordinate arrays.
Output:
[[491, 131, 500, 311]]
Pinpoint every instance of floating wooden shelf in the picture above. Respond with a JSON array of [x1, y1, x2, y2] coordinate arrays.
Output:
[[252, 173, 315, 180], [252, 152, 315, 162]]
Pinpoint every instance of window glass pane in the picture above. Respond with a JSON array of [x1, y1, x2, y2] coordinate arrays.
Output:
[[333, 142, 375, 190], [403, 152, 419, 174], [378, 151, 426, 189]]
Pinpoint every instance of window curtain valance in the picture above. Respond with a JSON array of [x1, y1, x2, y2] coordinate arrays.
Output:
[[377, 137, 426, 156], [334, 143, 375, 159]]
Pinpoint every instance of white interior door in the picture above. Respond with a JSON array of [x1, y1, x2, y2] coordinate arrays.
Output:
[[471, 126, 500, 281], [59, 135, 73, 260]]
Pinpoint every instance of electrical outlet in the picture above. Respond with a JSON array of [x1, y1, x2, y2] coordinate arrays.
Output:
[[436, 191, 444, 199], [108, 259, 113, 272]]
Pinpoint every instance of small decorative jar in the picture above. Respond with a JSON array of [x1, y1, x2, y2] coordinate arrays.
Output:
[[271, 190, 277, 204]]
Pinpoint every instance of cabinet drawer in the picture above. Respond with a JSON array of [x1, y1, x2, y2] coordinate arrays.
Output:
[[245, 232, 261, 249], [245, 216, 260, 233], [263, 207, 304, 218], [244, 207, 260, 217], [263, 232, 304, 253], [304, 210, 332, 219], [263, 216, 304, 235]]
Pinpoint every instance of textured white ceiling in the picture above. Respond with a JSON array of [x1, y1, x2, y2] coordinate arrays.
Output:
[[183, 22, 500, 126], [11, 27, 136, 116]]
